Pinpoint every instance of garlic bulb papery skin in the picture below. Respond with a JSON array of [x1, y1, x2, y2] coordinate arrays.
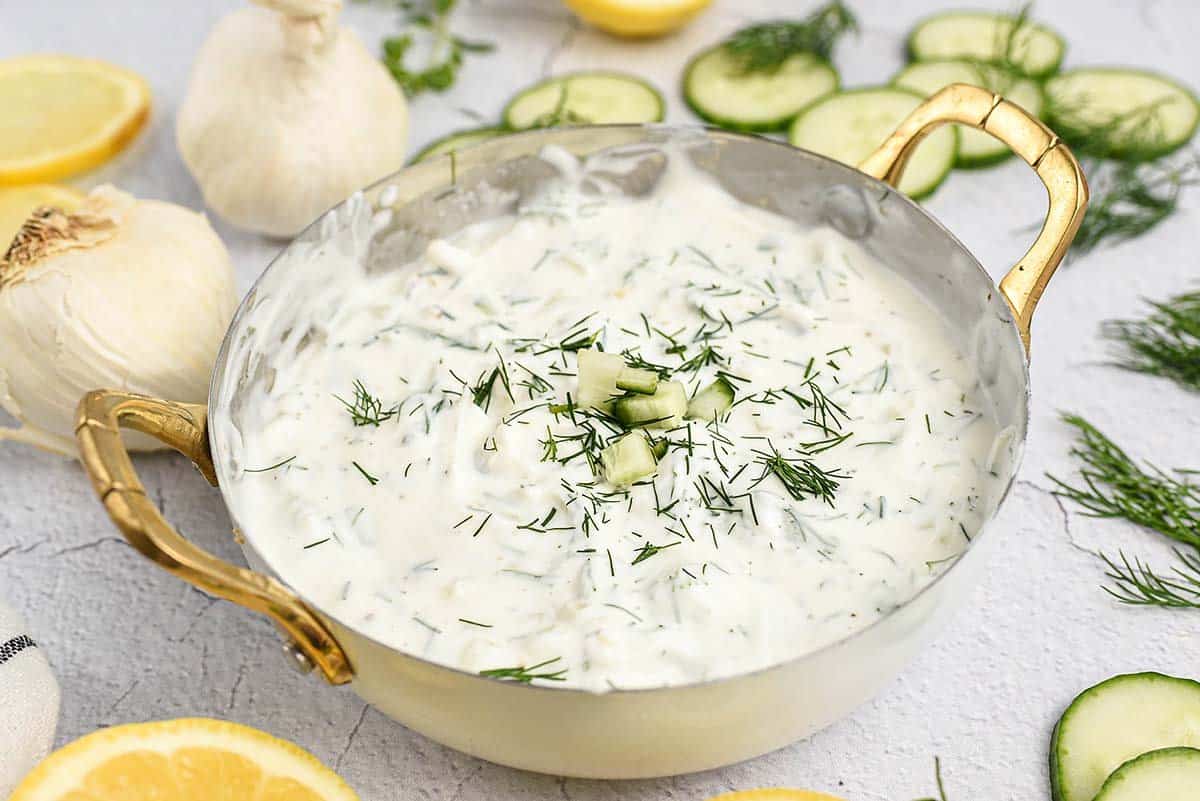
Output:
[[0, 186, 237, 456], [177, 0, 410, 237]]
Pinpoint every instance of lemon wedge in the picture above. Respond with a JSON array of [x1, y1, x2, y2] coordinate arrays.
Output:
[[0, 183, 83, 250], [0, 55, 150, 185], [707, 791, 848, 801], [562, 0, 712, 37], [9, 718, 360, 801]]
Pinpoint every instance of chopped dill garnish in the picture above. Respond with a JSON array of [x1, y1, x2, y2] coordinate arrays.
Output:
[[722, 1, 857, 73], [303, 537, 331, 549], [335, 380, 397, 426], [244, 456, 296, 473], [352, 461, 380, 486], [750, 443, 847, 506], [1103, 289, 1200, 392], [479, 656, 567, 683], [458, 617, 494, 628], [1048, 414, 1200, 550], [631, 540, 681, 565], [470, 354, 513, 411], [1101, 549, 1200, 610]]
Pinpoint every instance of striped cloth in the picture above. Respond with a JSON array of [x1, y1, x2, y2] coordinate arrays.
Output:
[[0, 599, 59, 797]]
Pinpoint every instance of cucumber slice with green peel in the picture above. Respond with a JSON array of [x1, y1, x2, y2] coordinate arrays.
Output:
[[1094, 748, 1200, 801], [788, 88, 958, 199], [412, 126, 506, 164], [1045, 68, 1200, 161], [600, 433, 659, 486], [682, 45, 839, 132], [576, 350, 625, 411], [1050, 672, 1200, 801], [613, 381, 687, 428], [686, 377, 735, 421], [891, 60, 1044, 168], [906, 10, 1066, 79], [616, 367, 659, 395], [503, 72, 664, 131]]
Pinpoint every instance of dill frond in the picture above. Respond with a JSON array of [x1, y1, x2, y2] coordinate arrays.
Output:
[[1048, 414, 1200, 550], [1070, 155, 1199, 255], [1101, 549, 1200, 610], [722, 1, 857, 73], [1103, 289, 1200, 392]]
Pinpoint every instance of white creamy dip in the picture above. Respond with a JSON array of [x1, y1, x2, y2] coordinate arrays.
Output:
[[227, 144, 1009, 692]]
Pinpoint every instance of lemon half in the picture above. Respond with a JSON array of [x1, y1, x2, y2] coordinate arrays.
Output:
[[0, 55, 150, 185], [707, 791, 849, 801], [563, 0, 712, 37], [10, 718, 359, 801]]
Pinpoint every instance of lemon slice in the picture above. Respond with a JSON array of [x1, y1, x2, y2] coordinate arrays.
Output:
[[0, 183, 83, 250], [707, 791, 848, 801], [562, 0, 712, 37], [0, 55, 150, 185], [10, 718, 359, 801]]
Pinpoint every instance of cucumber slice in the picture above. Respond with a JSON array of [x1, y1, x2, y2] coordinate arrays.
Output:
[[613, 381, 687, 428], [1050, 672, 1200, 801], [1045, 68, 1200, 161], [412, 126, 506, 164], [503, 72, 664, 131], [892, 60, 1044, 168], [682, 45, 839, 132], [787, 87, 958, 199], [576, 349, 625, 411], [616, 367, 659, 395], [1095, 748, 1200, 801], [600, 433, 659, 486], [906, 10, 1066, 79], [686, 377, 735, 421]]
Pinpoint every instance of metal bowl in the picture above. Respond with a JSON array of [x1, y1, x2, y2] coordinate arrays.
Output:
[[76, 85, 1085, 779]]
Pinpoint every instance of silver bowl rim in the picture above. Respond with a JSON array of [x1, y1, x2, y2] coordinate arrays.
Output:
[[208, 122, 1030, 696]]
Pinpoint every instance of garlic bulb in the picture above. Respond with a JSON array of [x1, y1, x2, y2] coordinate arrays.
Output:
[[0, 186, 237, 456], [177, 0, 409, 237]]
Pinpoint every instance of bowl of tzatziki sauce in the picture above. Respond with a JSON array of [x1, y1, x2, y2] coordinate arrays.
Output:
[[80, 91, 1086, 778]]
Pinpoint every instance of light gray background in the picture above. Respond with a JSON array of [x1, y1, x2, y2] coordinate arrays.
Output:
[[2, 1, 1198, 798]]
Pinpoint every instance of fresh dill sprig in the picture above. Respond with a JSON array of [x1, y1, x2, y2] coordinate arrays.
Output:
[[1102, 289, 1200, 391], [631, 540, 681, 565], [1048, 414, 1200, 550], [244, 456, 296, 473], [479, 656, 567, 683], [1070, 155, 1199, 255], [335, 380, 397, 426], [913, 755, 950, 801], [723, 1, 857, 73], [1101, 549, 1200, 610], [352, 461, 381, 486], [380, 0, 494, 96], [750, 443, 848, 506], [470, 355, 514, 412]]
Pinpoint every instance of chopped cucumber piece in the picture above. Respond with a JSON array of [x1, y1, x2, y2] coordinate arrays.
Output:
[[686, 377, 735, 421], [788, 87, 958, 199], [682, 45, 839, 132], [576, 349, 625, 411], [600, 433, 659, 486], [412, 126, 506, 164], [1045, 68, 1200, 161], [906, 10, 1066, 79], [503, 72, 665, 131], [1095, 747, 1200, 801], [650, 436, 669, 460], [1050, 672, 1200, 801], [613, 381, 687, 428], [616, 367, 659, 395], [891, 60, 1044, 168]]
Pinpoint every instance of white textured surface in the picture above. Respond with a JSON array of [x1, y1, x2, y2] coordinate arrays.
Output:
[[1, 1, 1198, 798]]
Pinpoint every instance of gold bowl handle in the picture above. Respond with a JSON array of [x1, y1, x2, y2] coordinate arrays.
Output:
[[74, 390, 353, 685], [859, 83, 1088, 352]]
